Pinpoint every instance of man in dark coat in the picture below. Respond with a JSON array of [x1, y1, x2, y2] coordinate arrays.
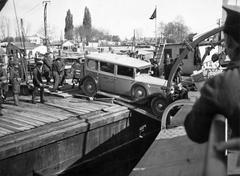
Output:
[[42, 53, 52, 85], [0, 58, 8, 115], [184, 5, 240, 149], [70, 57, 84, 88], [9, 59, 22, 106], [32, 60, 46, 104], [59, 57, 66, 87], [52, 57, 61, 92]]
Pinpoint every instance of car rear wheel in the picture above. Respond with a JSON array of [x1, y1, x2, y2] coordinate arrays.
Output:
[[83, 78, 97, 97], [151, 97, 166, 116], [131, 85, 148, 104]]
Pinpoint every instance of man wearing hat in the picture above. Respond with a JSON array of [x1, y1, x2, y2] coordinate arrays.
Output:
[[59, 57, 66, 87], [42, 52, 52, 85], [0, 57, 8, 115], [52, 57, 61, 92], [32, 60, 46, 104], [9, 59, 22, 106], [70, 56, 84, 88], [184, 5, 240, 147]]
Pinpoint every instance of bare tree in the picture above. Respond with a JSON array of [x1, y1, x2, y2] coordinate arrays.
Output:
[[0, 16, 11, 40], [36, 23, 57, 41], [157, 16, 190, 43], [0, 17, 6, 40], [157, 22, 166, 40], [23, 21, 31, 37], [135, 28, 143, 40], [5, 17, 11, 38]]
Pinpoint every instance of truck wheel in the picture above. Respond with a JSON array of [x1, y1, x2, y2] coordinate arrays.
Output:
[[83, 78, 97, 97], [151, 97, 166, 116], [131, 85, 148, 104]]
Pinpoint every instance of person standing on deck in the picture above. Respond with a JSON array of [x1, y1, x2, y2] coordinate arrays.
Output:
[[58, 57, 66, 87], [32, 60, 46, 104], [9, 59, 22, 106], [42, 52, 52, 85], [70, 57, 84, 89], [164, 54, 172, 80], [52, 57, 61, 92], [0, 58, 8, 115], [184, 5, 240, 147]]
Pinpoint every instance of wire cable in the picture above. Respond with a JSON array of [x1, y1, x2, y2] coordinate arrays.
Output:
[[21, 1, 42, 19]]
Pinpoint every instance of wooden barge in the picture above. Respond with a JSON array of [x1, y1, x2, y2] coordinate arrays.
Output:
[[0, 88, 161, 176]]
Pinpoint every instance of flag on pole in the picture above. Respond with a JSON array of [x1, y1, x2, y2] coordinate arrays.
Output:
[[149, 8, 156, 20]]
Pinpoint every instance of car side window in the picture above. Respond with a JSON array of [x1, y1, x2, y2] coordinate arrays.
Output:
[[117, 65, 133, 77], [100, 61, 114, 74], [87, 59, 98, 70]]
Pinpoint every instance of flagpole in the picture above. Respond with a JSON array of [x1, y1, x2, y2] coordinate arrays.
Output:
[[155, 5, 157, 40]]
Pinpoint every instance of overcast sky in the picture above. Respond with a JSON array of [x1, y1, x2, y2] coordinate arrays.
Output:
[[0, 0, 237, 40]]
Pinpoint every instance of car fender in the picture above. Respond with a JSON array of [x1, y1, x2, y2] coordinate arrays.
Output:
[[131, 82, 151, 96], [80, 75, 100, 91]]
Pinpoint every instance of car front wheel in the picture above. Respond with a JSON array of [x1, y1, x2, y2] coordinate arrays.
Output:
[[83, 78, 97, 97], [131, 85, 148, 104], [151, 97, 166, 116]]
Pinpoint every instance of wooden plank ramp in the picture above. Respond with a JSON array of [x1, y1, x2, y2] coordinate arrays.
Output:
[[113, 99, 160, 121]]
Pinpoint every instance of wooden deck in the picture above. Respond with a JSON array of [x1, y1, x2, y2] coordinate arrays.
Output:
[[0, 92, 136, 175]]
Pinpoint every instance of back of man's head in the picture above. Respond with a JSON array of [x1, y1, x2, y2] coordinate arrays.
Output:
[[223, 5, 240, 43]]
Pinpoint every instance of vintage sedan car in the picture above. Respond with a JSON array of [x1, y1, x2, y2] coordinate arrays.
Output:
[[80, 53, 168, 116]]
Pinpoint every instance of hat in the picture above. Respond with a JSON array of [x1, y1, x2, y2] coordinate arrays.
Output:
[[37, 60, 43, 65], [12, 58, 19, 65], [222, 5, 240, 42], [0, 57, 4, 64]]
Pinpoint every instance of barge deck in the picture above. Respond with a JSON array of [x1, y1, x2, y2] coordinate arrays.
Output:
[[0, 91, 161, 176]]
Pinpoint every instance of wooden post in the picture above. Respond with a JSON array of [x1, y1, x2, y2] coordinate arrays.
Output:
[[203, 114, 227, 176]]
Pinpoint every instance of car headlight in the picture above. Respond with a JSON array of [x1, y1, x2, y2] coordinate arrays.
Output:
[[170, 86, 175, 94]]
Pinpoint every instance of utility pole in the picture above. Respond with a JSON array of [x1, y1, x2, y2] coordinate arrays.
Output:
[[43, 1, 51, 52], [20, 19, 26, 56]]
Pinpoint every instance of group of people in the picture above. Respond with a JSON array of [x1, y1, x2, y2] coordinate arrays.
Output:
[[36, 53, 84, 93], [0, 52, 85, 116]]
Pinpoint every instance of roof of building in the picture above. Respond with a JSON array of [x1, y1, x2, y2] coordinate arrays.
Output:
[[8, 42, 40, 50]]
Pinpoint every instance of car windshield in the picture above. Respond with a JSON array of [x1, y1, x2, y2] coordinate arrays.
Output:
[[64, 58, 78, 65], [136, 67, 151, 76]]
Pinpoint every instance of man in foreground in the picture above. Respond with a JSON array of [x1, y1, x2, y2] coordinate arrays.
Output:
[[184, 5, 240, 149]]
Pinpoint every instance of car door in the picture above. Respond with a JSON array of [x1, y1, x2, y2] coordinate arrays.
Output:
[[114, 65, 134, 96], [98, 61, 114, 92]]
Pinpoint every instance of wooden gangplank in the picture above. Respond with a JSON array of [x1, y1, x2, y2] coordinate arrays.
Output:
[[73, 91, 161, 121], [113, 99, 160, 121]]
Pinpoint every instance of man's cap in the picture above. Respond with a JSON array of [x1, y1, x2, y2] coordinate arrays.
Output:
[[0, 57, 4, 64], [222, 5, 240, 42], [12, 60, 19, 65], [37, 60, 43, 64]]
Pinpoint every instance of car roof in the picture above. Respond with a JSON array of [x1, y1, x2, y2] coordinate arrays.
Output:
[[86, 53, 152, 68]]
